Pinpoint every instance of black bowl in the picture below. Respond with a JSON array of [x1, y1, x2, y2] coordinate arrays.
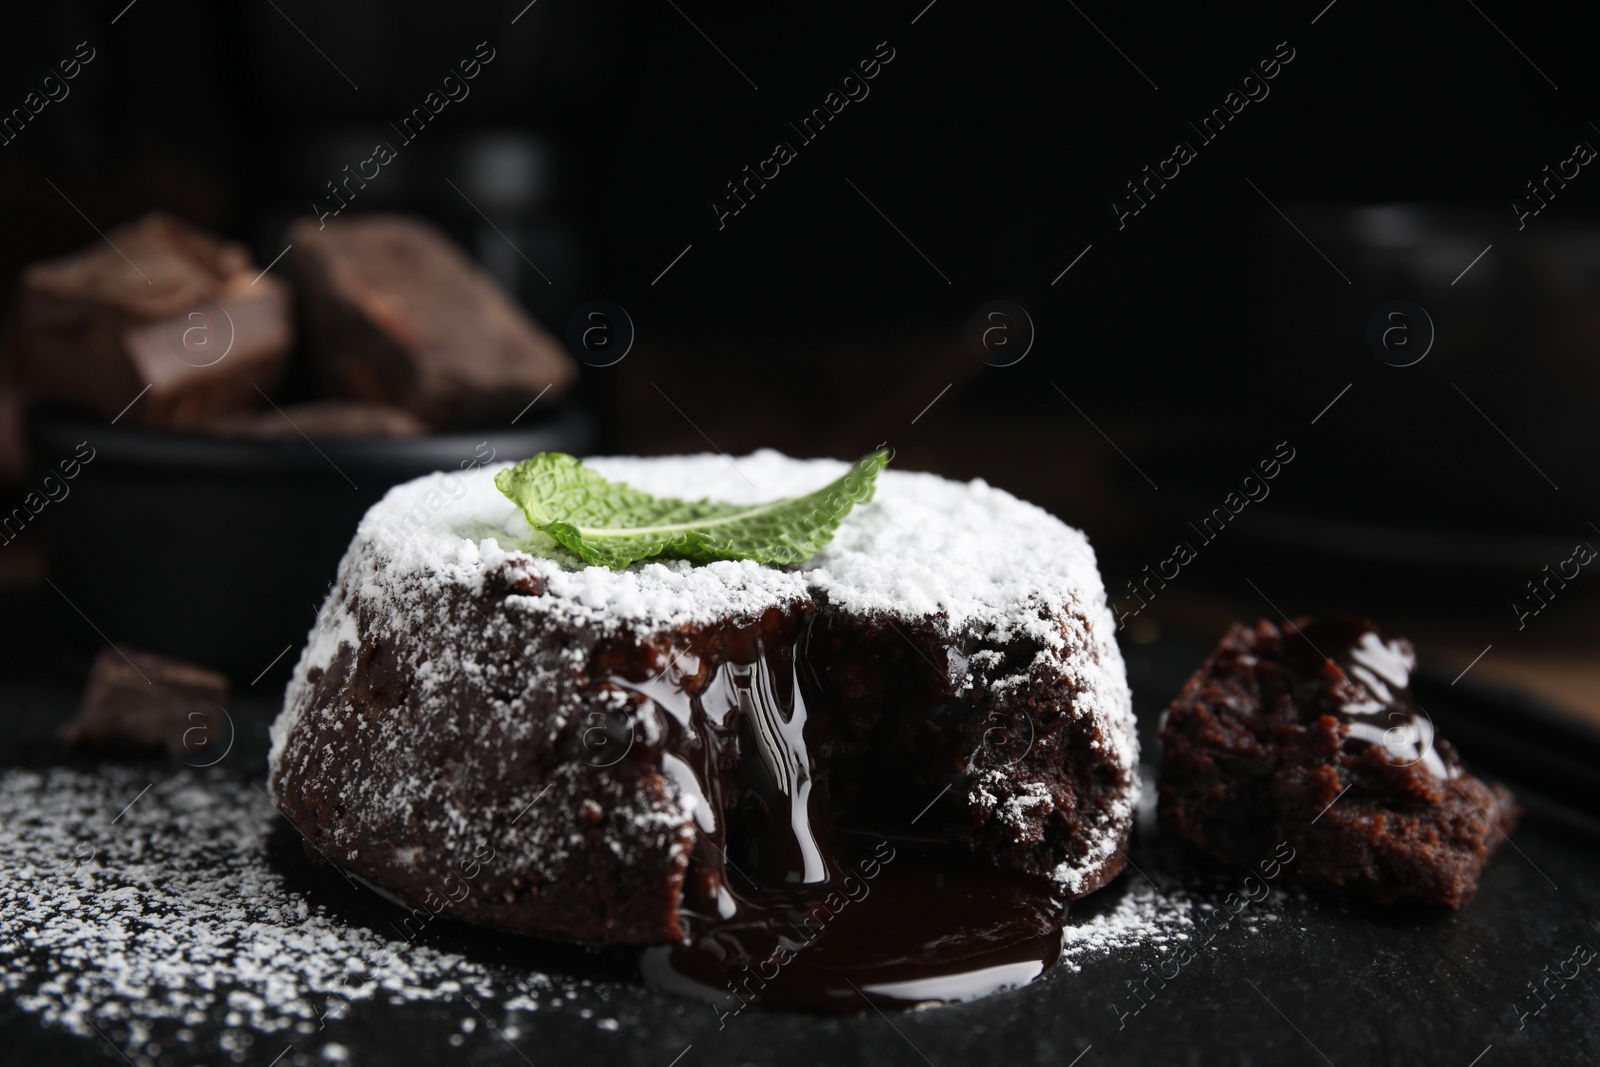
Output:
[[25, 406, 594, 683]]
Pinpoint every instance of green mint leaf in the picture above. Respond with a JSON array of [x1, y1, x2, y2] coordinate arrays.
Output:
[[493, 451, 889, 569]]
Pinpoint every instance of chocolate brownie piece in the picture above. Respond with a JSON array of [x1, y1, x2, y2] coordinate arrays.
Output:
[[1158, 615, 1518, 907], [287, 215, 575, 426], [269, 453, 1138, 945], [7, 212, 292, 428], [60, 645, 230, 759]]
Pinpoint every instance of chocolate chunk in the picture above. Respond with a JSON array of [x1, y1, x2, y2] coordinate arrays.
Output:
[[60, 645, 231, 760], [288, 215, 575, 426], [7, 212, 293, 429], [1158, 615, 1519, 908], [200, 400, 428, 439]]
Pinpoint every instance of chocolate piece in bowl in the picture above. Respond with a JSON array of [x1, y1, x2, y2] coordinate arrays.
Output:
[[1158, 615, 1519, 907], [287, 215, 576, 427], [60, 645, 231, 759], [7, 212, 293, 428]]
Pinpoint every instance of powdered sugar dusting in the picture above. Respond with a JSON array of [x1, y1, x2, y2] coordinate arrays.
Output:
[[0, 766, 593, 1064], [1057, 881, 1197, 973]]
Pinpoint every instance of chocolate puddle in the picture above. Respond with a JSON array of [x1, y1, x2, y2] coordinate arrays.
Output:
[[641, 836, 1065, 1014], [614, 610, 1068, 1012]]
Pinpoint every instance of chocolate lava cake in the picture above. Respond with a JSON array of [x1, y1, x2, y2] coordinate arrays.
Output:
[[268, 452, 1137, 965], [1158, 615, 1518, 908]]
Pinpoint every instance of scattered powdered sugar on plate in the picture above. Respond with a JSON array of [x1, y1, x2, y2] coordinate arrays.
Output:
[[0, 765, 601, 1065], [1056, 881, 1196, 974], [0, 764, 1203, 1061]]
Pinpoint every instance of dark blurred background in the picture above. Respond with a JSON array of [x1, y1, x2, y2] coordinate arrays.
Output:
[[1, 0, 1598, 721]]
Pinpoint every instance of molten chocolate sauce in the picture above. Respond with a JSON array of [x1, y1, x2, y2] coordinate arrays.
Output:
[[641, 837, 1065, 1014], [615, 614, 1068, 1012]]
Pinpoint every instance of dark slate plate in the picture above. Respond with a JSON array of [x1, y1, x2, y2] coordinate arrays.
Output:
[[3, 635, 1598, 1067]]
